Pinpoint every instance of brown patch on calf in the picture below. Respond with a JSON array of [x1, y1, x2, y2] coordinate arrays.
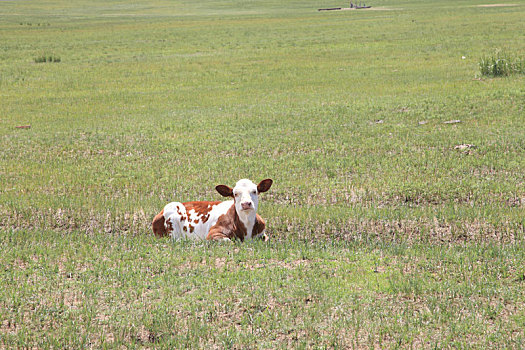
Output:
[[165, 218, 174, 234], [152, 210, 168, 237], [253, 214, 266, 237], [183, 201, 221, 217], [207, 204, 243, 241], [206, 204, 267, 241]]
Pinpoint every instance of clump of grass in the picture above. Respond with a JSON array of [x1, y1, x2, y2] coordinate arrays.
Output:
[[33, 54, 61, 63], [479, 51, 525, 77]]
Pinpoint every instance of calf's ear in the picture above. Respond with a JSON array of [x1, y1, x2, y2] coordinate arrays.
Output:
[[257, 179, 273, 193], [216, 185, 233, 197]]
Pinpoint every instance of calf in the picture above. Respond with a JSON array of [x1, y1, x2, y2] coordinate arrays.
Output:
[[152, 179, 273, 241]]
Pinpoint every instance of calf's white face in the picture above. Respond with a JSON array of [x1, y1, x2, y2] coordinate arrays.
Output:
[[216, 178, 273, 216], [233, 179, 259, 213]]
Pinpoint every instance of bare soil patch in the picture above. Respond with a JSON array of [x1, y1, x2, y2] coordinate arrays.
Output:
[[476, 3, 517, 7], [340, 7, 396, 10]]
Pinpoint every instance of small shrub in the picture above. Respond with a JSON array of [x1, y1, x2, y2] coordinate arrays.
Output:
[[479, 51, 525, 77], [34, 54, 61, 63]]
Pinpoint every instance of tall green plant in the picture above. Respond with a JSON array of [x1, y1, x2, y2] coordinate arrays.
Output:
[[479, 51, 525, 77]]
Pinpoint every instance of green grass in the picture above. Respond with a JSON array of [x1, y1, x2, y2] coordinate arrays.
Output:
[[1, 230, 524, 348], [1, 0, 525, 347]]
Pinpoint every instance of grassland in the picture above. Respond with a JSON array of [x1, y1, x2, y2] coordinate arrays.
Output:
[[1, 230, 524, 348], [1, 0, 524, 347]]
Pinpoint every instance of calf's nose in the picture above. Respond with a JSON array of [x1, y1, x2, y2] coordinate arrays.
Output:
[[241, 202, 253, 210]]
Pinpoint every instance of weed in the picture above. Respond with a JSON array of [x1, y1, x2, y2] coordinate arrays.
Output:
[[479, 51, 525, 77], [33, 54, 61, 63]]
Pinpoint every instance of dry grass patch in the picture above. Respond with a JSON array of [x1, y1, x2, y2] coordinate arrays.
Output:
[[476, 3, 518, 6]]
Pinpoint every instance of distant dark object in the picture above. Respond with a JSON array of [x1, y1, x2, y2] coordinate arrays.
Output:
[[350, 2, 372, 8], [318, 2, 372, 11]]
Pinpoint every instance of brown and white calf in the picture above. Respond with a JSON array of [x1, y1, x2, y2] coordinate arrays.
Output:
[[152, 179, 273, 241]]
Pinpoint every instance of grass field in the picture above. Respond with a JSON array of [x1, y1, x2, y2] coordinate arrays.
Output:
[[1, 0, 524, 347]]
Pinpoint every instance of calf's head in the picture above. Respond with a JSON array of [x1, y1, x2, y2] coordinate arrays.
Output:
[[216, 179, 273, 214]]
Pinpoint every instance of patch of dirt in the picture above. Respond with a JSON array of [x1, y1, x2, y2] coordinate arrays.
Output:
[[176, 257, 311, 272], [1, 319, 19, 336], [62, 291, 83, 309], [134, 325, 163, 344], [507, 197, 525, 207], [215, 257, 226, 268], [341, 7, 396, 10], [241, 259, 311, 271], [477, 3, 517, 6]]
